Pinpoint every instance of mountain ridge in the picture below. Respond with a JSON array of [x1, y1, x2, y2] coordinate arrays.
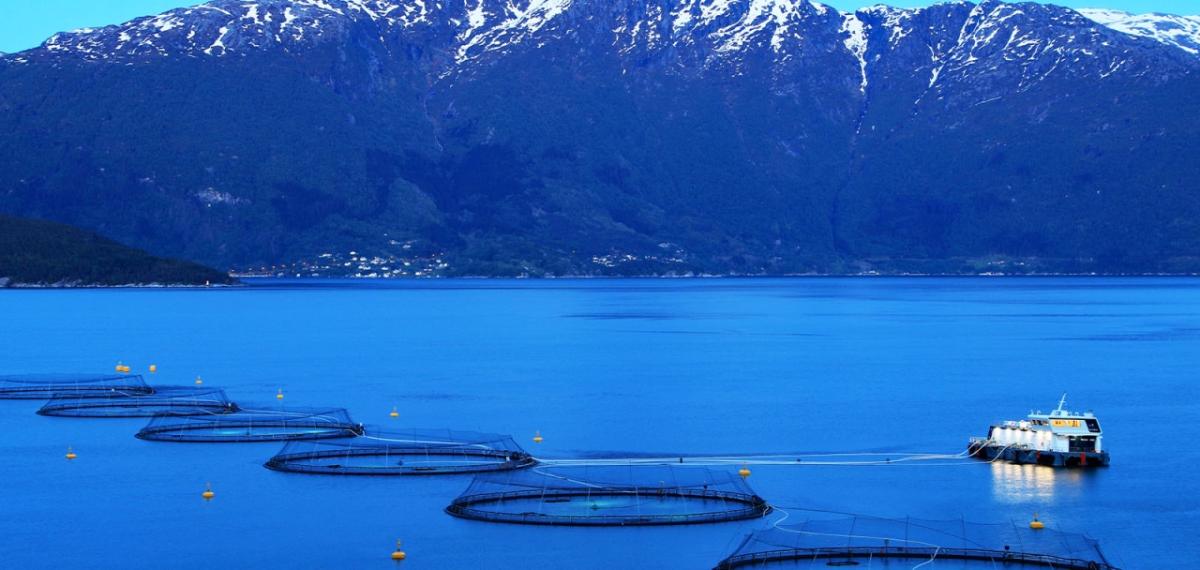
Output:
[[1, 0, 1198, 276], [6, 1, 1199, 64]]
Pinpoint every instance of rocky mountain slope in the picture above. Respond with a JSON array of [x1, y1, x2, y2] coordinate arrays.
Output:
[[1, 0, 1197, 275]]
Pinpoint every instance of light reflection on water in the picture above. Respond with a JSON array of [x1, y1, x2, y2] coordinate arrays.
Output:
[[990, 462, 1085, 504]]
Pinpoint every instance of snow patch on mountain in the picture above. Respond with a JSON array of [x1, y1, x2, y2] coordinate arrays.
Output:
[[1079, 8, 1200, 55], [698, 0, 835, 55], [863, 4, 916, 46], [713, 0, 788, 53], [840, 13, 868, 93], [454, 0, 571, 63]]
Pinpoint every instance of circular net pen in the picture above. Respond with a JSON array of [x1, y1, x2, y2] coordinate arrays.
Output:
[[714, 516, 1119, 569], [0, 374, 151, 400], [136, 406, 362, 443], [38, 386, 237, 418], [446, 466, 771, 526], [265, 428, 536, 476]]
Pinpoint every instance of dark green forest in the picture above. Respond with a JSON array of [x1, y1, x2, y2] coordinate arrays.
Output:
[[0, 215, 233, 286]]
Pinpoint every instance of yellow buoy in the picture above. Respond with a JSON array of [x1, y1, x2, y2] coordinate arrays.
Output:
[[391, 539, 406, 561], [389, 407, 399, 418], [533, 431, 543, 444], [149, 364, 157, 373], [276, 389, 284, 400], [1030, 513, 1045, 530], [195, 376, 203, 385], [65, 446, 77, 461], [738, 465, 751, 479], [202, 482, 215, 501]]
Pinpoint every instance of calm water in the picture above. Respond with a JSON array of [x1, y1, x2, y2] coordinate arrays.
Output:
[[1, 278, 1197, 569]]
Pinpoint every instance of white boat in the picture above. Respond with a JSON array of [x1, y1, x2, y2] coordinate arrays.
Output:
[[968, 394, 1110, 467]]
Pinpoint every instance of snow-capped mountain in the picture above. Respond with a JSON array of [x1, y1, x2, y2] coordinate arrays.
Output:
[[6, 0, 1192, 103], [1, 0, 1199, 275], [840, 1, 1194, 106], [10, 1, 1196, 71], [1080, 8, 1200, 55], [15, 0, 594, 64]]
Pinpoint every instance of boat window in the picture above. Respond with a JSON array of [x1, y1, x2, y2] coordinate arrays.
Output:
[[1050, 418, 1084, 428], [1085, 419, 1100, 433], [1068, 436, 1097, 452]]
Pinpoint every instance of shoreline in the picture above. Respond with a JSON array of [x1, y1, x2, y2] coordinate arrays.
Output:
[[5, 273, 1199, 289], [234, 271, 1200, 279], [0, 281, 242, 289]]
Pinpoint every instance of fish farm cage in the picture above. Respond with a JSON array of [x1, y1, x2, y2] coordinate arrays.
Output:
[[714, 516, 1118, 569], [135, 406, 362, 443], [446, 465, 771, 526], [37, 386, 237, 418], [0, 373, 152, 400], [265, 428, 536, 475]]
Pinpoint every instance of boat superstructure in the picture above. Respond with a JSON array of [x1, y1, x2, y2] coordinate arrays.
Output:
[[968, 395, 1110, 467]]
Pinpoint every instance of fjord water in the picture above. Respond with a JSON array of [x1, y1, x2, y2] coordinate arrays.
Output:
[[1, 278, 1196, 569]]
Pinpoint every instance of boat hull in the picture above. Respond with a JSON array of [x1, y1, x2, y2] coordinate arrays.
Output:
[[967, 442, 1110, 467]]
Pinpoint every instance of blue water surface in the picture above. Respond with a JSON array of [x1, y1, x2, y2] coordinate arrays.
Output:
[[0, 278, 1196, 569]]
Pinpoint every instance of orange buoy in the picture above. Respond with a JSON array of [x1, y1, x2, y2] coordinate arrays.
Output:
[[389, 407, 399, 418], [391, 539, 406, 561], [738, 465, 751, 479], [276, 389, 284, 400], [202, 482, 215, 501], [195, 376, 203, 385], [1030, 513, 1045, 530], [533, 431, 543, 444], [65, 446, 77, 461]]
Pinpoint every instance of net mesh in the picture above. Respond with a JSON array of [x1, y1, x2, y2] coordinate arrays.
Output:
[[447, 465, 770, 526], [136, 405, 361, 442], [265, 427, 534, 475], [0, 373, 152, 400], [37, 386, 237, 417], [716, 515, 1118, 569]]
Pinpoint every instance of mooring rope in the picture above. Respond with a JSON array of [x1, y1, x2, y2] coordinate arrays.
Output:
[[533, 443, 1015, 468]]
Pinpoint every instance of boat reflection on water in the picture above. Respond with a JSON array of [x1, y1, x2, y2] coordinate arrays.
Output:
[[990, 461, 1087, 504]]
